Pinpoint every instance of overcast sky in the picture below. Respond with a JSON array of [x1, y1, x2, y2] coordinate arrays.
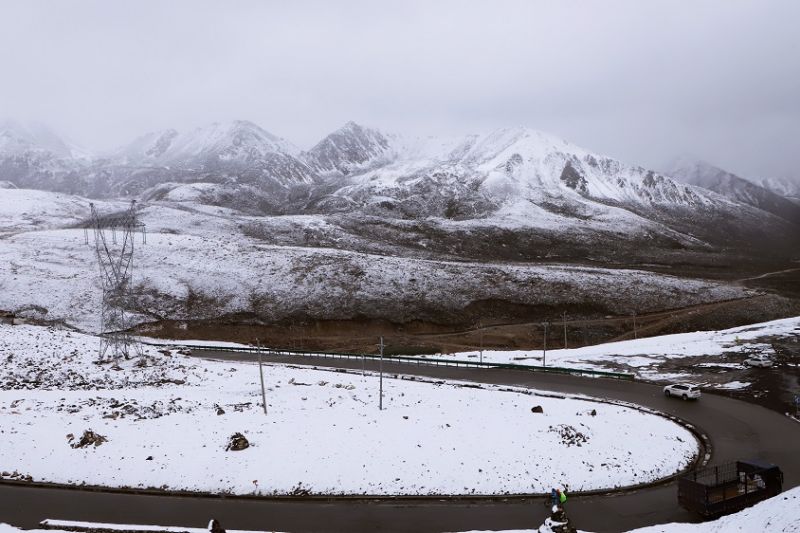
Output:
[[1, 0, 798, 179]]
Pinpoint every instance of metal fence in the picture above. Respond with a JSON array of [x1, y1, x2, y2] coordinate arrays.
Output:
[[150, 342, 635, 381]]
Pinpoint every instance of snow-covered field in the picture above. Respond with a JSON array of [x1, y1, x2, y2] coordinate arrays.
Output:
[[0, 324, 697, 496], [438, 316, 800, 382]]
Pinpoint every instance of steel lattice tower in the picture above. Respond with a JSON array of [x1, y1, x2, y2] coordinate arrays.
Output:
[[85, 200, 146, 364]]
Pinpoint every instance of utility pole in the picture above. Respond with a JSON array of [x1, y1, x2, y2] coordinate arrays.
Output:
[[542, 322, 548, 367], [562, 311, 568, 349], [257, 339, 267, 415], [479, 320, 484, 364], [378, 336, 385, 411]]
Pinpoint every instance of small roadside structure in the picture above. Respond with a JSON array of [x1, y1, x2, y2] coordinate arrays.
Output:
[[679, 460, 783, 518]]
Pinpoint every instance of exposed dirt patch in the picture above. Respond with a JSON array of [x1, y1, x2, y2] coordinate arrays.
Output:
[[136, 293, 799, 356]]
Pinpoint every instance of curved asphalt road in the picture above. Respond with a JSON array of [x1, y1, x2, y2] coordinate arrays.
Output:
[[2, 353, 799, 533]]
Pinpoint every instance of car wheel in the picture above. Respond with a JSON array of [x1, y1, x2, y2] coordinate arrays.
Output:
[[682, 394, 688, 400], [665, 390, 671, 397]]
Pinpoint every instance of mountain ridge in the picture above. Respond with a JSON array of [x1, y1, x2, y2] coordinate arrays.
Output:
[[1, 119, 798, 262], [665, 157, 800, 226]]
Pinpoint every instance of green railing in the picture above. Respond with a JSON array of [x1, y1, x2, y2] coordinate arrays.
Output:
[[152, 342, 635, 381]]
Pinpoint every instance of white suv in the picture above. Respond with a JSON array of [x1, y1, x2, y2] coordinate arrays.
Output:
[[663, 383, 701, 400], [743, 354, 773, 368]]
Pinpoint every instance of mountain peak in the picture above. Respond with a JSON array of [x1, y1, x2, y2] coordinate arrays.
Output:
[[304, 121, 391, 175]]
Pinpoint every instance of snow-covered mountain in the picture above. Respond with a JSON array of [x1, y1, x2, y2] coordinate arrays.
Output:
[[303, 121, 391, 176], [318, 127, 713, 217], [113, 121, 304, 170], [0, 119, 83, 158], [0, 120, 87, 193], [665, 157, 800, 225], [300, 126, 800, 259], [1, 120, 798, 259], [106, 120, 316, 190]]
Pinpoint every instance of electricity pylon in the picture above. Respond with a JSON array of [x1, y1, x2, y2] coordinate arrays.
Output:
[[85, 201, 146, 365]]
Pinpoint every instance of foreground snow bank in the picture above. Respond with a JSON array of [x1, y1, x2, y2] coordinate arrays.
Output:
[[0, 324, 697, 496], [629, 486, 800, 532], [457, 485, 800, 532]]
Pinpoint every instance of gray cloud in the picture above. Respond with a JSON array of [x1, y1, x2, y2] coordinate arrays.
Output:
[[1, 0, 798, 179]]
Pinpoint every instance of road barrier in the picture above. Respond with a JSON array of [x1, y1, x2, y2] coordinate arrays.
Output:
[[150, 342, 635, 381]]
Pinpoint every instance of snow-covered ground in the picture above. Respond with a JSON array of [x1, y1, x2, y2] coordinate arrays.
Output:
[[436, 316, 800, 383], [0, 323, 697, 496]]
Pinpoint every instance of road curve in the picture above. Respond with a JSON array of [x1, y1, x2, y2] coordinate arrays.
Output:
[[2, 353, 799, 533]]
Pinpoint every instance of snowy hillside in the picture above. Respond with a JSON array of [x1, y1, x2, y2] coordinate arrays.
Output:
[[0, 189, 753, 333]]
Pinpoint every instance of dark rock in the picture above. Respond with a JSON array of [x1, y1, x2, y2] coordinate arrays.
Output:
[[70, 429, 108, 449], [531, 405, 544, 413], [559, 162, 588, 193], [225, 432, 250, 451]]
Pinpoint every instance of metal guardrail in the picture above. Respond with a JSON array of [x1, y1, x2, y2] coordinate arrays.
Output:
[[151, 342, 635, 381]]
